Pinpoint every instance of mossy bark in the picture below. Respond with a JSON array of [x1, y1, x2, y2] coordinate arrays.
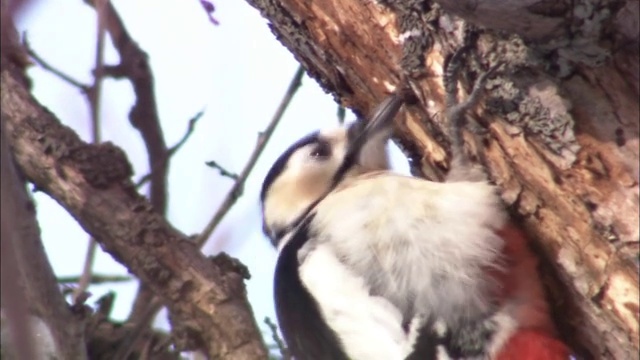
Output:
[[246, 0, 639, 358]]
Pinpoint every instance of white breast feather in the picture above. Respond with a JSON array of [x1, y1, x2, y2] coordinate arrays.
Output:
[[299, 243, 417, 360], [311, 173, 507, 324]]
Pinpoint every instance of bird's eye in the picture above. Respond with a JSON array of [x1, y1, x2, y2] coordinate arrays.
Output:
[[310, 141, 331, 159]]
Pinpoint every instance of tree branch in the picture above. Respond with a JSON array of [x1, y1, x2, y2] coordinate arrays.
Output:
[[2, 52, 268, 359], [135, 110, 204, 188], [24, 36, 89, 91], [85, 0, 169, 213], [196, 65, 305, 247], [57, 273, 132, 285], [264, 317, 290, 360], [1, 4, 87, 357], [1, 110, 87, 359], [82, 0, 178, 324]]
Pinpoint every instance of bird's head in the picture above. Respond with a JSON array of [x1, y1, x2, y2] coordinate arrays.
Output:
[[260, 94, 405, 246]]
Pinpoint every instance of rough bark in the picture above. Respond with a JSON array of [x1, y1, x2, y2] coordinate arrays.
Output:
[[245, 0, 639, 358], [1, 58, 268, 360], [1, 1, 87, 358], [1, 117, 88, 359]]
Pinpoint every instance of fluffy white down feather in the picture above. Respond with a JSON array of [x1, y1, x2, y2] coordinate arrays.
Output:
[[299, 243, 417, 360], [310, 172, 507, 325]]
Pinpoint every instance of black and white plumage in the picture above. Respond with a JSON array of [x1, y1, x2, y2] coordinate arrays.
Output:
[[259, 91, 505, 359], [260, 70, 563, 359]]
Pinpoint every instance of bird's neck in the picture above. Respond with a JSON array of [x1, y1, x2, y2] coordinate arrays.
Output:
[[264, 186, 325, 245]]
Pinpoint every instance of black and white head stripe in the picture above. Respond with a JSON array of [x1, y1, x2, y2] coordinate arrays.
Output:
[[259, 123, 369, 240], [260, 131, 320, 204], [260, 92, 405, 205], [259, 122, 367, 205], [260, 94, 406, 243]]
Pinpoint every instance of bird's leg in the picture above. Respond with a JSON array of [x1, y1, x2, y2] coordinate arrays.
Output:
[[443, 46, 502, 182]]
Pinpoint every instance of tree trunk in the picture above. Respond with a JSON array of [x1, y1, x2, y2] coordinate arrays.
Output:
[[245, 0, 639, 358]]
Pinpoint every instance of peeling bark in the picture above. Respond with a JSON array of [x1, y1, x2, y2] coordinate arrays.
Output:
[[246, 0, 639, 358]]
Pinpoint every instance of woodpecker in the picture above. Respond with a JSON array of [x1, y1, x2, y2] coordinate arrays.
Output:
[[260, 60, 571, 359]]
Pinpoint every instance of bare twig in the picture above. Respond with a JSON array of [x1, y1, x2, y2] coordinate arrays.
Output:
[[73, 0, 108, 304], [74, 239, 98, 302], [23, 35, 89, 91], [167, 110, 203, 156], [135, 110, 204, 188], [89, 0, 107, 143], [265, 317, 291, 360], [195, 65, 305, 247], [95, 292, 116, 317], [205, 160, 239, 181], [57, 273, 132, 285]]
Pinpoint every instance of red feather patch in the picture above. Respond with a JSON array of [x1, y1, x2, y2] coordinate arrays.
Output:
[[497, 329, 571, 360]]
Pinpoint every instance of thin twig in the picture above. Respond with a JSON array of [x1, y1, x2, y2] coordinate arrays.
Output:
[[89, 0, 107, 144], [195, 65, 305, 247], [135, 110, 204, 188], [204, 160, 239, 180], [57, 273, 132, 285], [23, 35, 89, 91], [73, 0, 108, 304], [265, 317, 291, 360], [167, 110, 204, 156], [74, 240, 97, 303]]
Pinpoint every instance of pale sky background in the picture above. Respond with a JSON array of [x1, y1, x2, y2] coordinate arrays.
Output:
[[15, 0, 409, 343]]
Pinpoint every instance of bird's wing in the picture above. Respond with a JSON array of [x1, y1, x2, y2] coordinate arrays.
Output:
[[276, 212, 419, 360], [274, 215, 351, 360]]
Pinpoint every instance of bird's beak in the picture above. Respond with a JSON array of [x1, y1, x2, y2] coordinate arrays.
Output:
[[328, 92, 406, 186], [348, 93, 405, 143], [343, 93, 405, 172], [361, 92, 406, 141]]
